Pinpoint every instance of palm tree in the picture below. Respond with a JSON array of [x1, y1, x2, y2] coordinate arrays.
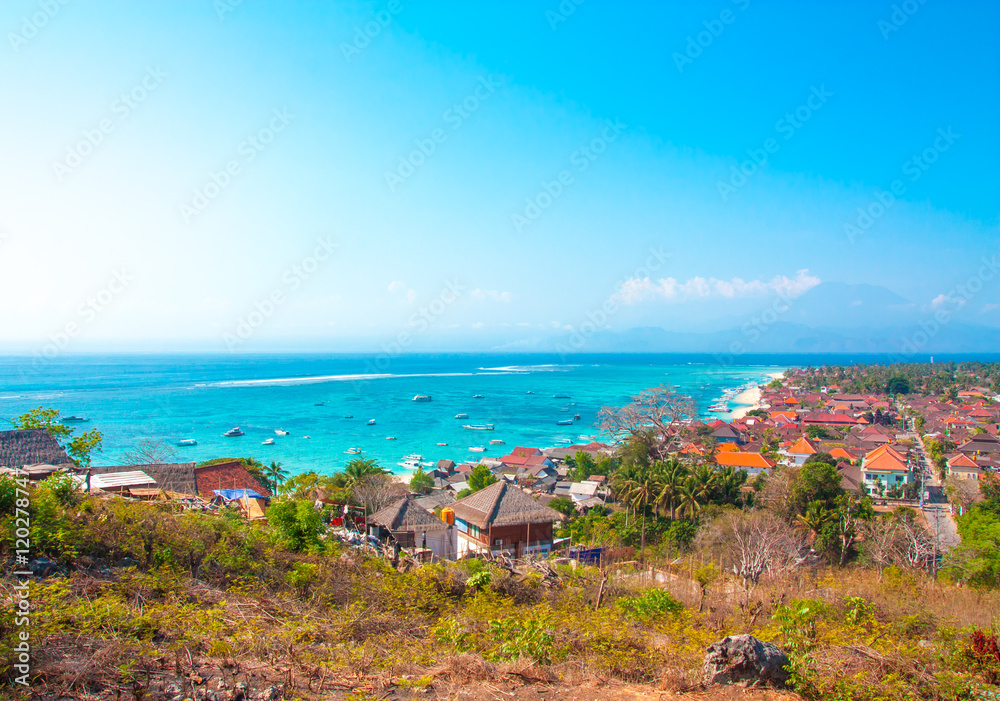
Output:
[[677, 483, 701, 519], [265, 460, 288, 493], [796, 500, 832, 540], [687, 463, 718, 505], [343, 456, 388, 487], [655, 457, 688, 519], [715, 465, 747, 505], [616, 464, 660, 559]]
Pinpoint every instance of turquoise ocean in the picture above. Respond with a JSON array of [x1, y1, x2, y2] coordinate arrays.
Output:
[[0, 353, 809, 476]]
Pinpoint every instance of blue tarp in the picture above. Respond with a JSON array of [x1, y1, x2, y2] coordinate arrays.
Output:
[[571, 547, 604, 564], [213, 488, 269, 502]]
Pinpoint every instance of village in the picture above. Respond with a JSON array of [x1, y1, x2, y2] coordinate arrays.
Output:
[[3, 365, 997, 569]]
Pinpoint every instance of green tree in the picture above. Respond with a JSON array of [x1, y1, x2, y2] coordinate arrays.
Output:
[[790, 460, 844, 515], [886, 376, 911, 395], [265, 460, 288, 493], [13, 407, 104, 467], [267, 498, 324, 552], [548, 496, 576, 518], [654, 458, 688, 519], [409, 467, 434, 495], [343, 457, 388, 487], [467, 464, 498, 493]]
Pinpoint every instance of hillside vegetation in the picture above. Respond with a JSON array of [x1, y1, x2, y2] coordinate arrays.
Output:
[[2, 475, 999, 700]]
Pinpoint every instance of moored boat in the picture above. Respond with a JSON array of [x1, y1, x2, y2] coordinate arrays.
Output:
[[412, 395, 432, 402], [367, 419, 376, 425], [463, 424, 494, 431], [468, 446, 486, 452], [345, 448, 363, 454], [177, 439, 197, 447], [455, 413, 469, 419], [261, 438, 275, 445], [556, 419, 574, 426], [489, 439, 505, 445], [224, 427, 244, 437], [275, 429, 290, 435]]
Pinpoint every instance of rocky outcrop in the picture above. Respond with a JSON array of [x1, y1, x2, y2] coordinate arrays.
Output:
[[703, 634, 790, 687]]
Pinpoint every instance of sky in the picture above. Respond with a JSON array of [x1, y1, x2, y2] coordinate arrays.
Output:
[[0, 0, 997, 353]]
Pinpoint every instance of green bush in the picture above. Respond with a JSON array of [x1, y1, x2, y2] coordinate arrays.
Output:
[[616, 589, 683, 622]]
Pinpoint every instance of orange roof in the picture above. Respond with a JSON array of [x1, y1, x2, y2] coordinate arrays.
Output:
[[864, 444, 906, 462], [715, 452, 776, 469], [783, 397, 800, 405], [787, 436, 818, 455], [680, 443, 704, 455], [770, 411, 797, 422], [716, 443, 740, 453], [947, 453, 978, 468], [830, 447, 857, 461], [863, 451, 908, 474]]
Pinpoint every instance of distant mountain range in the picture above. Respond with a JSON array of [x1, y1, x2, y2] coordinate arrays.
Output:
[[518, 282, 1000, 355]]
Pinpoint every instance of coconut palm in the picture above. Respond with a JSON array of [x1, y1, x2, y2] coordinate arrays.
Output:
[[265, 460, 288, 493], [343, 457, 388, 487], [615, 463, 660, 558], [687, 463, 718, 505], [677, 483, 701, 519], [655, 457, 689, 519]]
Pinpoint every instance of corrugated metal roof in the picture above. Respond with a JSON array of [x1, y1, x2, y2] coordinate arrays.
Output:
[[90, 470, 156, 490]]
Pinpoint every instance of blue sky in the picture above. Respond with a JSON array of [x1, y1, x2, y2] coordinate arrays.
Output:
[[0, 0, 997, 352]]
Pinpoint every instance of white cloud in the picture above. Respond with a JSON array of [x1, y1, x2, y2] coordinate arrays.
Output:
[[931, 293, 967, 312], [611, 269, 820, 305], [470, 288, 512, 303], [387, 280, 417, 304]]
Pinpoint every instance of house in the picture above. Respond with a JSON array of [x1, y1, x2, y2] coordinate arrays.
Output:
[[194, 461, 271, 499], [784, 436, 818, 466], [829, 447, 859, 462], [711, 423, 745, 445], [714, 451, 775, 477], [837, 461, 863, 493], [947, 453, 983, 481], [369, 495, 455, 559], [802, 413, 860, 427], [436, 459, 457, 472], [89, 462, 200, 495], [450, 480, 563, 557], [860, 445, 912, 496], [568, 481, 600, 501], [957, 435, 1000, 456], [0, 429, 74, 473]]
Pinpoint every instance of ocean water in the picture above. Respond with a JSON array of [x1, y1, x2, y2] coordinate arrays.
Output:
[[0, 353, 794, 475]]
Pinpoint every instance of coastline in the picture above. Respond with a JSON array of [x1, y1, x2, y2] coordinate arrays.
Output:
[[729, 370, 785, 420]]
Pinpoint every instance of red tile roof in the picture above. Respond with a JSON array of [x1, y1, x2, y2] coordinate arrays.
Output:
[[715, 452, 776, 469], [194, 461, 271, 498]]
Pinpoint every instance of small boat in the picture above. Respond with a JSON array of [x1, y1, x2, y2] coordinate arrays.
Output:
[[556, 419, 574, 426], [275, 429, 290, 436], [412, 395, 432, 402], [367, 419, 376, 425], [469, 446, 486, 452], [261, 438, 275, 446], [386, 436, 397, 440], [553, 394, 570, 399], [489, 439, 505, 445], [62, 415, 88, 422], [526, 391, 534, 394], [398, 460, 421, 469], [455, 413, 469, 419], [463, 424, 494, 431], [224, 427, 244, 437], [436, 442, 448, 446], [304, 435, 311, 439], [177, 439, 197, 447], [574, 414, 581, 420], [472, 394, 485, 399], [314, 403, 325, 406], [344, 415, 353, 419], [404, 453, 422, 461], [345, 448, 363, 454]]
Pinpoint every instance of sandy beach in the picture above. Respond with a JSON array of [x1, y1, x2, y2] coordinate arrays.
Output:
[[729, 371, 785, 420]]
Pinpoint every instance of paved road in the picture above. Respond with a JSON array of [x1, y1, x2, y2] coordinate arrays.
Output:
[[900, 420, 961, 549]]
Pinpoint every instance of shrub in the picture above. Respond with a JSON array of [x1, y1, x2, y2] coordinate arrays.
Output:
[[616, 589, 683, 622]]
